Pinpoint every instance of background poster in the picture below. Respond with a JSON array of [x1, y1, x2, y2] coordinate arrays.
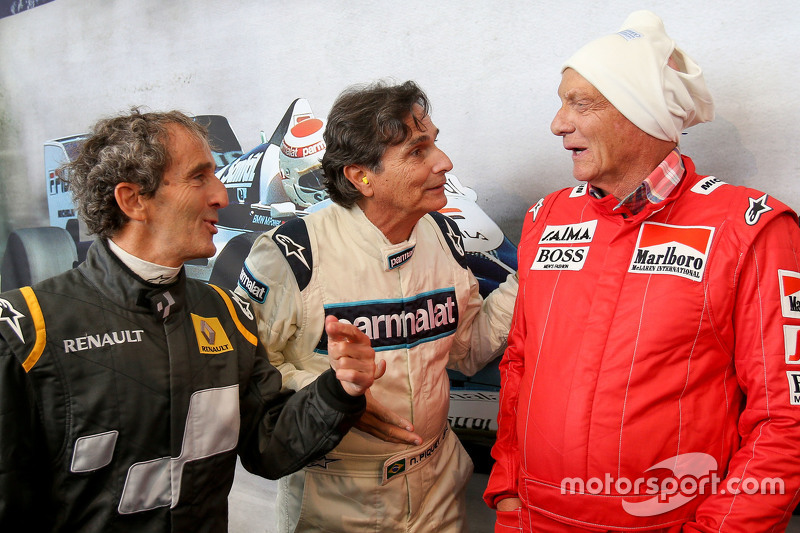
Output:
[[1, 0, 798, 265], [0, 0, 54, 19]]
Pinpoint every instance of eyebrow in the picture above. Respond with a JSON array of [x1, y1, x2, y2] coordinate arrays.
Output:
[[186, 160, 215, 177], [563, 89, 585, 101], [405, 128, 439, 148]]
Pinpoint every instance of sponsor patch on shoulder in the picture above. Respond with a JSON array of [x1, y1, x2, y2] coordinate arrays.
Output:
[[569, 183, 588, 197], [428, 212, 467, 269], [529, 198, 544, 222], [238, 265, 269, 303], [744, 194, 773, 226], [191, 314, 233, 355], [628, 223, 714, 282], [443, 221, 465, 257], [778, 270, 800, 319], [690, 176, 726, 195], [0, 298, 26, 343], [787, 371, 800, 405], [230, 291, 254, 321]]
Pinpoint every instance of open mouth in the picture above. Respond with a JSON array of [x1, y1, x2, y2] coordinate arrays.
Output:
[[564, 140, 585, 156]]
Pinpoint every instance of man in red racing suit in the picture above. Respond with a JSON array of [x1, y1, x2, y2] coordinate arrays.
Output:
[[485, 11, 800, 532]]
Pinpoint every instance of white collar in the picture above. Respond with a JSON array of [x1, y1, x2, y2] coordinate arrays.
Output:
[[108, 239, 181, 284]]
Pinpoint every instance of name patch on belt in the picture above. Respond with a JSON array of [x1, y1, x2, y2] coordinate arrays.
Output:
[[382, 426, 449, 485]]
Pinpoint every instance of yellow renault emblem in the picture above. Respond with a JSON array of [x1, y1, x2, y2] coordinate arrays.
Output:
[[191, 314, 232, 355]]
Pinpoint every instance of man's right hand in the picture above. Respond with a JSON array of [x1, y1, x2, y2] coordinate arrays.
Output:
[[496, 497, 522, 511], [326, 315, 385, 396]]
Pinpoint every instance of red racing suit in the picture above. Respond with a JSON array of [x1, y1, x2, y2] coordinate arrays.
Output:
[[485, 156, 800, 531]]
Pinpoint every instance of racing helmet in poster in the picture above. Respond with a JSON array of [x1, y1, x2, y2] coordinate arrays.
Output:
[[279, 118, 328, 207]]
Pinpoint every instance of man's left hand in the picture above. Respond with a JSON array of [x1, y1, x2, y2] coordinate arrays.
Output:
[[355, 390, 422, 445]]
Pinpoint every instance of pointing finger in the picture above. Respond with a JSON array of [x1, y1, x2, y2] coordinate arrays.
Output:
[[325, 315, 370, 345]]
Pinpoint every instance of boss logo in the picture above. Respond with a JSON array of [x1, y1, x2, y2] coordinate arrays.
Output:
[[531, 247, 588, 271]]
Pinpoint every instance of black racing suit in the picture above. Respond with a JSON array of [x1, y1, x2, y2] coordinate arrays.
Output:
[[0, 239, 365, 532]]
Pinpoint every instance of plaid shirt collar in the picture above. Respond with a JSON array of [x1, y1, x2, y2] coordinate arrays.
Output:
[[589, 148, 684, 215]]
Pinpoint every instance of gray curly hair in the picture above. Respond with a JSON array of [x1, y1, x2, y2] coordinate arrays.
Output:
[[63, 108, 208, 239]]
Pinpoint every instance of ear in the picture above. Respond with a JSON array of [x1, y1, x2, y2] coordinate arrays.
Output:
[[114, 182, 148, 222], [343, 164, 373, 197]]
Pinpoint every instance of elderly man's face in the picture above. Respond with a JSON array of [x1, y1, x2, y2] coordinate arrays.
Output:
[[141, 124, 229, 266], [551, 68, 656, 197]]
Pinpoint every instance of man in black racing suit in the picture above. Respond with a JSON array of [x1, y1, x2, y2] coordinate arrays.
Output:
[[0, 109, 379, 532]]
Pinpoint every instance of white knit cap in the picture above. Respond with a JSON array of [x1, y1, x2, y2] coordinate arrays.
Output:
[[563, 10, 714, 142]]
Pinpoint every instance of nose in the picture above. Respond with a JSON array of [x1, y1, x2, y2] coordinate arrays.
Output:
[[550, 106, 572, 137], [210, 176, 229, 209], [433, 146, 454, 174]]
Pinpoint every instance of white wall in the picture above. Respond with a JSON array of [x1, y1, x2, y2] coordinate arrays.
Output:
[[1, 0, 798, 248]]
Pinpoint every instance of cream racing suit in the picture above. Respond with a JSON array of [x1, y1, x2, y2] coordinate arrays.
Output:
[[0, 239, 365, 532], [238, 203, 517, 532]]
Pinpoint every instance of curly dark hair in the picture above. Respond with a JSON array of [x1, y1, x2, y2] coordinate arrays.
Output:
[[321, 80, 431, 207], [62, 108, 208, 239]]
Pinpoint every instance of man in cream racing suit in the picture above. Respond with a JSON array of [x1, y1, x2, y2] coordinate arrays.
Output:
[[237, 80, 517, 532], [0, 109, 378, 532]]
